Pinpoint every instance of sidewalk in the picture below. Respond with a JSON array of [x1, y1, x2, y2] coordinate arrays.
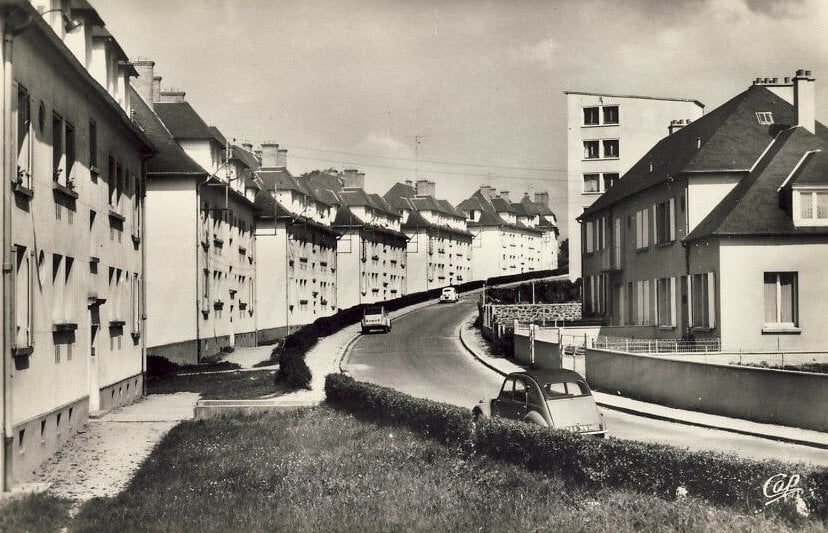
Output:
[[457, 313, 828, 450]]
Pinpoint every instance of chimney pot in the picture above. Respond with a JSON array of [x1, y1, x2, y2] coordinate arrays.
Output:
[[805, 70, 812, 77], [342, 168, 364, 189], [500, 190, 510, 202], [796, 69, 805, 77], [772, 77, 779, 83], [415, 179, 435, 197]]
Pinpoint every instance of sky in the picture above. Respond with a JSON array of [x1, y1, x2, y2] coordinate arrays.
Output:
[[93, 0, 827, 239]]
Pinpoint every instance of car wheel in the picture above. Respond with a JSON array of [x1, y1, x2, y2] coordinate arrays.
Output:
[[361, 328, 368, 334]]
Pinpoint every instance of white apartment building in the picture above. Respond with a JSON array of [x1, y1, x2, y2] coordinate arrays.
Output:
[[565, 91, 704, 280]]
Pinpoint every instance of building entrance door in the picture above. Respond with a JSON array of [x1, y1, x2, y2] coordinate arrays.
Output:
[[88, 307, 100, 413]]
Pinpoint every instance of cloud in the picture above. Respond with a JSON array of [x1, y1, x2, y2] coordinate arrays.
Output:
[[743, 0, 807, 17], [516, 37, 558, 68], [356, 133, 415, 160]]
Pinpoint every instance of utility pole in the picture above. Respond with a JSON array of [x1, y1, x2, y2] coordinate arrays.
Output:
[[414, 135, 424, 180]]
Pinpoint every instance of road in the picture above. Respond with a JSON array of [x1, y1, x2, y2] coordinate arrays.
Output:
[[346, 298, 828, 467]]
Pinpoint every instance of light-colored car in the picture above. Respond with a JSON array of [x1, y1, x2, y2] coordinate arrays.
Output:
[[439, 286, 459, 303], [473, 369, 606, 437], [361, 305, 391, 334]]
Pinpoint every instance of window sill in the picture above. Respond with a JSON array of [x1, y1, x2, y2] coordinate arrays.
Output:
[[762, 326, 801, 335], [52, 322, 78, 332], [581, 123, 619, 128], [13, 183, 34, 198], [52, 182, 78, 200], [689, 326, 713, 333], [582, 190, 602, 195], [108, 209, 125, 222], [658, 325, 677, 331]]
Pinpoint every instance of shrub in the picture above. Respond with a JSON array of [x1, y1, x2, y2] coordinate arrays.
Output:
[[277, 346, 313, 389], [147, 355, 178, 380], [325, 373, 828, 520]]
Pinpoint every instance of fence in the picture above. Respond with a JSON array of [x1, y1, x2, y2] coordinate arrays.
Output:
[[595, 336, 721, 354]]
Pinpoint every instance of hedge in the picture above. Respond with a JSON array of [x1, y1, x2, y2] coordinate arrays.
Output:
[[325, 373, 828, 520], [272, 268, 563, 388]]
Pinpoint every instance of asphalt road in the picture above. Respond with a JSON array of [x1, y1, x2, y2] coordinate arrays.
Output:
[[346, 298, 828, 467]]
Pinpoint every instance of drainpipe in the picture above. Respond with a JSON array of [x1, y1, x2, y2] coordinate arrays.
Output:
[[2, 20, 13, 492]]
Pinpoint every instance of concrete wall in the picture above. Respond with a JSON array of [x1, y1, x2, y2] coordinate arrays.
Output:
[[586, 348, 828, 431], [514, 328, 562, 369], [255, 220, 287, 337], [470, 226, 502, 280]]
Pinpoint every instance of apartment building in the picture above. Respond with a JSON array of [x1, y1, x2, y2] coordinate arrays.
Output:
[[458, 187, 546, 280], [579, 70, 828, 352], [565, 91, 704, 279], [255, 145, 339, 343], [304, 169, 407, 309], [515, 192, 559, 271], [384, 180, 472, 293], [1, 0, 154, 487], [133, 62, 259, 364]]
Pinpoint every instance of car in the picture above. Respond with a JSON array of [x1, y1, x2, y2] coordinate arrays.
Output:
[[439, 286, 459, 303], [361, 305, 391, 334], [472, 369, 606, 437]]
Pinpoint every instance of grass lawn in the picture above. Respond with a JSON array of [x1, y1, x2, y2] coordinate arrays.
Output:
[[63, 407, 819, 533], [0, 492, 72, 532], [738, 362, 828, 374], [148, 369, 294, 399]]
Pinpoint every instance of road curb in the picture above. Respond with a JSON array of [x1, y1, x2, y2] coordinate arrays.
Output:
[[457, 312, 828, 451]]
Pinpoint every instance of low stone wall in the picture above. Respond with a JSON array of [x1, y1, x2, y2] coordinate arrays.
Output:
[[486, 303, 581, 328], [586, 348, 828, 432]]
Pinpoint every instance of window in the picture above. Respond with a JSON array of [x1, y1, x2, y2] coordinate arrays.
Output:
[[583, 140, 599, 159], [202, 269, 210, 311], [583, 107, 599, 125], [584, 220, 594, 254], [603, 173, 619, 191], [52, 113, 63, 181], [755, 112, 774, 125], [131, 273, 140, 335], [583, 174, 600, 193], [635, 280, 651, 325], [635, 208, 650, 249], [655, 199, 676, 244], [656, 278, 676, 327], [603, 106, 619, 124], [795, 190, 828, 226], [89, 119, 98, 177], [108, 157, 116, 207], [65, 122, 76, 186], [764, 272, 797, 328], [16, 84, 33, 189], [14, 245, 33, 351], [689, 273, 715, 329], [603, 139, 619, 158], [52, 255, 75, 324]]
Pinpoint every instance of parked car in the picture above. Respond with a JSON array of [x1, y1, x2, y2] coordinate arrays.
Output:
[[439, 286, 459, 303], [472, 369, 606, 437], [361, 305, 391, 334]]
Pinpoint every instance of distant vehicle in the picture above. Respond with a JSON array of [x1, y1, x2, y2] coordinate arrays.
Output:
[[361, 305, 391, 334], [439, 286, 459, 303], [472, 369, 606, 437]]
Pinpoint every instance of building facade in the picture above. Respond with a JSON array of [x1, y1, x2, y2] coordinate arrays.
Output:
[[580, 71, 828, 352], [384, 180, 472, 293], [565, 91, 704, 280], [1, 1, 153, 487]]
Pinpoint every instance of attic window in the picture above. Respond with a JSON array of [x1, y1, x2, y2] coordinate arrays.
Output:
[[755, 112, 774, 125], [794, 189, 828, 226]]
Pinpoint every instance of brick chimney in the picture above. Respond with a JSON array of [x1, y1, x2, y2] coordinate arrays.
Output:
[[534, 191, 549, 207], [152, 76, 162, 103], [793, 69, 815, 134], [158, 90, 186, 103], [276, 148, 288, 168], [499, 190, 510, 202], [131, 60, 155, 106], [241, 142, 253, 152], [415, 179, 435, 197], [342, 168, 364, 189], [260, 142, 281, 169]]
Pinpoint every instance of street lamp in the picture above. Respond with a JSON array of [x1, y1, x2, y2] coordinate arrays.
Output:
[[39, 8, 84, 33]]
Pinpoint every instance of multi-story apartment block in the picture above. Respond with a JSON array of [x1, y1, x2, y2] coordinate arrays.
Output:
[[133, 62, 259, 364], [304, 169, 407, 309], [565, 91, 704, 279], [514, 192, 559, 271], [1, 1, 154, 487], [384, 180, 472, 293], [579, 71, 828, 352], [459, 187, 547, 280], [254, 145, 339, 342]]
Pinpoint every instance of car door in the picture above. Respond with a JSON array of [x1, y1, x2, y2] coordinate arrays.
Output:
[[493, 377, 529, 420]]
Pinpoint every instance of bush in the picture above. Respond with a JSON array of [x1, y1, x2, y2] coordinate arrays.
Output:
[[147, 355, 178, 380], [278, 346, 313, 389], [325, 373, 828, 520]]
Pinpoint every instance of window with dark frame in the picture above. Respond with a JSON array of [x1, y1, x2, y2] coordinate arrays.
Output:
[[89, 119, 98, 176], [583, 173, 600, 193], [65, 122, 75, 185], [603, 105, 619, 124], [16, 84, 33, 189], [603, 139, 619, 158], [583, 107, 599, 125], [583, 140, 599, 159], [603, 173, 619, 190], [52, 113, 63, 181]]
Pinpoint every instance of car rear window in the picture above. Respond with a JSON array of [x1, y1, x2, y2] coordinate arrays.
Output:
[[542, 381, 589, 399], [364, 306, 383, 315]]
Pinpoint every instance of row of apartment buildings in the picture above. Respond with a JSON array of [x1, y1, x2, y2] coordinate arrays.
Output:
[[578, 70, 828, 353], [0, 0, 559, 488]]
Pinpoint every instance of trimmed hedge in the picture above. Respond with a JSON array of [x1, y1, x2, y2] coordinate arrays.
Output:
[[273, 269, 563, 388], [325, 373, 828, 520]]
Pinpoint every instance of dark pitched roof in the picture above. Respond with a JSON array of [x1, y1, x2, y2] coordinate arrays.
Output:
[[401, 209, 472, 238], [129, 87, 206, 176], [687, 127, 828, 240], [490, 197, 515, 214], [155, 101, 220, 142], [332, 206, 406, 239], [383, 182, 417, 209], [253, 190, 293, 219], [582, 85, 828, 218], [520, 195, 555, 217], [791, 150, 828, 187]]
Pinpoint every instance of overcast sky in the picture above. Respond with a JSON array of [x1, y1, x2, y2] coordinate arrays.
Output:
[[94, 0, 827, 238]]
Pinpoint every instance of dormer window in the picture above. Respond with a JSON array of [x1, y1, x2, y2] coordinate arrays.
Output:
[[793, 188, 828, 226], [755, 112, 774, 125]]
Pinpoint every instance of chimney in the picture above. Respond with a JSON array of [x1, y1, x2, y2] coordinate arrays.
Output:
[[342, 168, 363, 189], [415, 179, 435, 197], [404, 179, 413, 187], [793, 69, 815, 134], [276, 148, 288, 168], [158, 90, 186, 103], [152, 76, 163, 103], [241, 142, 253, 152], [499, 190, 510, 202], [668, 119, 690, 135], [254, 149, 262, 164], [260, 142, 281, 169], [131, 60, 155, 106], [534, 191, 549, 207]]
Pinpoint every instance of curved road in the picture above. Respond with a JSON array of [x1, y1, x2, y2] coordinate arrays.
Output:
[[346, 298, 828, 467]]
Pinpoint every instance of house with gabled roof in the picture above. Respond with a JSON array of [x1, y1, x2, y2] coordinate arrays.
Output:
[[458, 187, 546, 280], [516, 193, 560, 271], [579, 70, 828, 352], [304, 169, 407, 309], [132, 62, 259, 364], [254, 145, 339, 342], [384, 180, 472, 293]]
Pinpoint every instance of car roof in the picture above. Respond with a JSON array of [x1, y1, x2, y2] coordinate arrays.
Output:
[[508, 369, 586, 384]]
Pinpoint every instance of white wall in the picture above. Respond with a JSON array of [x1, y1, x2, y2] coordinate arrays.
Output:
[[255, 221, 287, 333], [686, 173, 742, 232]]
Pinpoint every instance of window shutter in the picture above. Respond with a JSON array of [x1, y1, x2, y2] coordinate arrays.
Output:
[[651, 206, 656, 246], [669, 198, 676, 241], [670, 277, 677, 327], [707, 272, 716, 328], [686, 275, 693, 327]]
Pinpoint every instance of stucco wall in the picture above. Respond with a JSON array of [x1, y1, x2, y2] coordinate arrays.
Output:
[[586, 348, 828, 431], [405, 231, 429, 294], [255, 220, 287, 334]]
